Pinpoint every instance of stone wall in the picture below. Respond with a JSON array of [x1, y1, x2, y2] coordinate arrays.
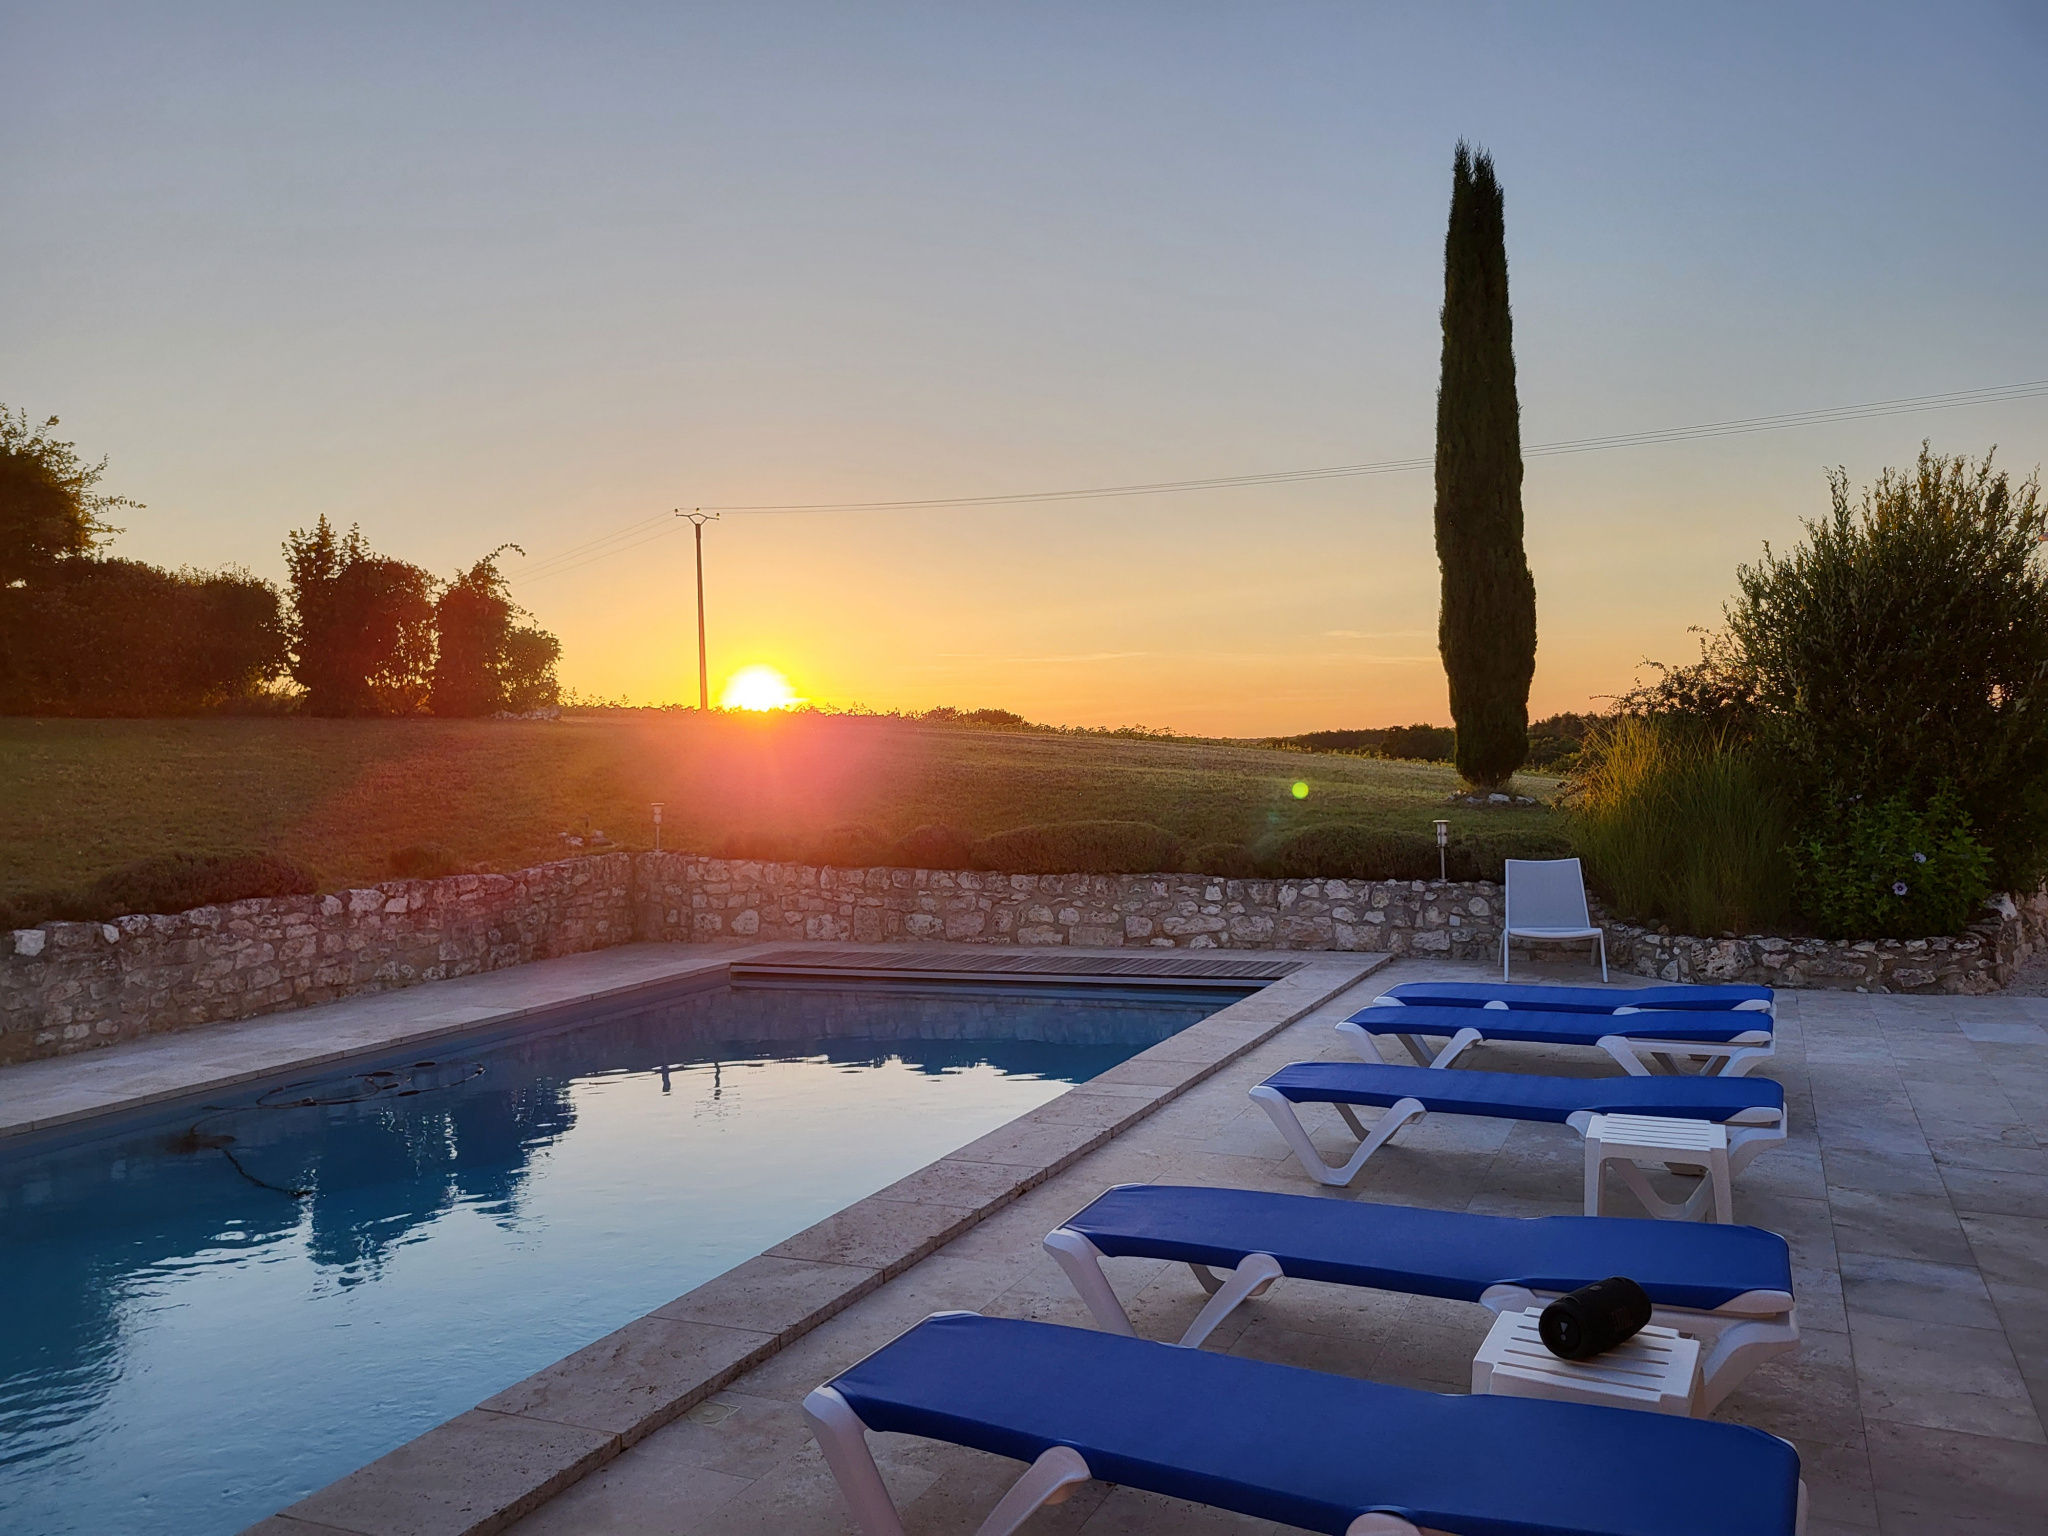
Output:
[[1604, 888, 2048, 994], [632, 852, 1504, 957], [7, 848, 2046, 1066], [0, 854, 634, 1065], [635, 852, 2048, 997]]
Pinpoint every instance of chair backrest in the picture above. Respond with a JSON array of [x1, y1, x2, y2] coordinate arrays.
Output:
[[1503, 858, 1592, 929]]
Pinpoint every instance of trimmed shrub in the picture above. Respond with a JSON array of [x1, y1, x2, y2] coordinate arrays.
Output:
[[714, 829, 806, 863], [1190, 842, 1260, 878], [2, 852, 320, 927], [973, 821, 1183, 876], [389, 843, 460, 880], [1258, 825, 1440, 880], [89, 852, 316, 916], [884, 824, 981, 870], [0, 888, 89, 928], [809, 823, 889, 868], [1562, 717, 1790, 935], [1791, 787, 1993, 940], [1445, 828, 1576, 883]]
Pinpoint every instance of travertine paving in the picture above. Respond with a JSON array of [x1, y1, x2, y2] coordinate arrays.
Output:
[[496, 961, 2048, 1536]]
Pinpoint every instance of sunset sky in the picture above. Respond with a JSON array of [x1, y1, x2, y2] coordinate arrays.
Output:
[[6, 2, 2045, 734]]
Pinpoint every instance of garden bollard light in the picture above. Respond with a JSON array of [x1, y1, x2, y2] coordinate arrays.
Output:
[[1435, 819, 1449, 881], [651, 802, 664, 851]]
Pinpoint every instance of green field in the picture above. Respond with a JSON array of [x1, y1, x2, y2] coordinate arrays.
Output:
[[0, 715, 1561, 898]]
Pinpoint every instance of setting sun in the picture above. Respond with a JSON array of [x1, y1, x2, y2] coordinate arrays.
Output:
[[719, 664, 801, 712]]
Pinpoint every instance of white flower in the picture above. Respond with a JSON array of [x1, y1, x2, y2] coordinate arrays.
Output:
[[1892, 881, 1909, 897], [1912, 852, 1928, 863]]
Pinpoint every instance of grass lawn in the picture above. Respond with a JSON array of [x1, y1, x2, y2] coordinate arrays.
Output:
[[0, 715, 1561, 897]]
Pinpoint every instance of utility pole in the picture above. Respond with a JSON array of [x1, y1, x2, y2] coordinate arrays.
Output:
[[676, 510, 719, 709]]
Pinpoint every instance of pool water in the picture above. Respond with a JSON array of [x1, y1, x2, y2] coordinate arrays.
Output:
[[0, 975, 1246, 1536]]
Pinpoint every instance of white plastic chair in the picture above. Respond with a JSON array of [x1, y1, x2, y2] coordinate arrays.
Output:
[[1501, 857, 1606, 980]]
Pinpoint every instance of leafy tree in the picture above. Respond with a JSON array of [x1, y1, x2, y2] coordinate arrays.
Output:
[[0, 406, 140, 584], [283, 516, 436, 716], [1433, 144, 1537, 788], [1727, 446, 2048, 889], [430, 547, 561, 716]]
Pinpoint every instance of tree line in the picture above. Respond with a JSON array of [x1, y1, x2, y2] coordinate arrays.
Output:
[[0, 407, 559, 717]]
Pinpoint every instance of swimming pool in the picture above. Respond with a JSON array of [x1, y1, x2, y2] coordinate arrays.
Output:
[[0, 973, 1250, 1536]]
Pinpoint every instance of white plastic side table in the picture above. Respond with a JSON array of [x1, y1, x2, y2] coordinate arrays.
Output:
[[1583, 1112, 1733, 1223], [1472, 1307, 1702, 1416]]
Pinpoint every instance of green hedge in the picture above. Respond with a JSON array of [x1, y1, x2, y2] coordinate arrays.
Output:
[[808, 823, 891, 868], [1, 852, 318, 928], [1258, 826, 1440, 880], [1190, 842, 1260, 878], [389, 843, 460, 879], [972, 821, 1183, 876], [884, 824, 982, 870], [1250, 822, 1573, 881]]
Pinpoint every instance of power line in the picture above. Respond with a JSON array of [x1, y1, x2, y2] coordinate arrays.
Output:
[[509, 378, 2047, 586], [700, 380, 2048, 514]]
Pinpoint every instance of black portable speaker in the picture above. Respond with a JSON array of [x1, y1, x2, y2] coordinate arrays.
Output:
[[1538, 1275, 1653, 1360]]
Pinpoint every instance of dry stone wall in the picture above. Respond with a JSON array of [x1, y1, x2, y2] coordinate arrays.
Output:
[[6, 849, 2046, 1066], [0, 854, 633, 1065], [632, 853, 1503, 956]]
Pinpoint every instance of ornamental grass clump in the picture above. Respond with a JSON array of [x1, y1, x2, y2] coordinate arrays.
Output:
[[1562, 717, 1791, 936]]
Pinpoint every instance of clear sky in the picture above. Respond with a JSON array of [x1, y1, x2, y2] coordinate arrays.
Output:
[[6, 2, 2044, 734]]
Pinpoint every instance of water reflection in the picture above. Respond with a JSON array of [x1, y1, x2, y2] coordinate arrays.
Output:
[[0, 978, 1239, 1536]]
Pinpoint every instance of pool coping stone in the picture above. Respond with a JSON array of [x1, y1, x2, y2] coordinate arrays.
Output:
[[250, 948, 1386, 1536]]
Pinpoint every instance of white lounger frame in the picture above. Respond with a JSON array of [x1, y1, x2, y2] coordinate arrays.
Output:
[[1347, 1000, 1776, 1079], [1247, 1083, 1787, 1197], [805, 1313, 1807, 1532], [1041, 1227, 1800, 1413]]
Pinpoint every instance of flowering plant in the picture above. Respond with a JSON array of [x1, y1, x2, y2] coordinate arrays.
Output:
[[1791, 786, 1992, 939]]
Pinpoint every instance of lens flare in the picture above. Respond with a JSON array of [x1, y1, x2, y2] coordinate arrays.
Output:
[[1291, 781, 1310, 800], [719, 664, 800, 711]]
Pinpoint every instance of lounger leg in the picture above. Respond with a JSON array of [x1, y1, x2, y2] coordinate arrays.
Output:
[[1595, 931, 1607, 982], [1715, 1041, 1776, 1078], [1696, 1313, 1803, 1412], [1425, 1027, 1483, 1070], [1727, 1122, 1789, 1177], [803, 1387, 909, 1536], [1603, 1156, 1722, 1221], [1597, 1034, 1657, 1078], [1250, 1085, 1425, 1186], [1042, 1230, 1136, 1337], [1177, 1252, 1285, 1348], [1334, 1020, 1389, 1062], [972, 1445, 1093, 1536]]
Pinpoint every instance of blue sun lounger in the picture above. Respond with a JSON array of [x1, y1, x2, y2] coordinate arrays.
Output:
[[804, 1312, 1808, 1536], [1378, 980, 1774, 1015], [1342, 1002, 1776, 1077], [1043, 1185, 1798, 1410], [1251, 1061, 1786, 1201]]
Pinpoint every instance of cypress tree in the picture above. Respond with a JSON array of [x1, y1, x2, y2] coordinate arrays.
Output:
[[1434, 143, 1537, 788]]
